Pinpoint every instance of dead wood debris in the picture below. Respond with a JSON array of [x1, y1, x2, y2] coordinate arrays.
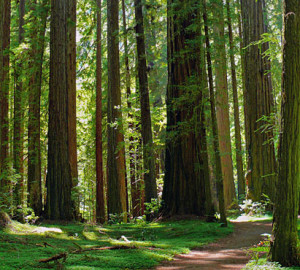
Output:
[[36, 242, 56, 248], [38, 252, 67, 263], [38, 244, 161, 264]]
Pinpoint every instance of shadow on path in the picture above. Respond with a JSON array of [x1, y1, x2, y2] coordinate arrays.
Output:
[[156, 221, 272, 270]]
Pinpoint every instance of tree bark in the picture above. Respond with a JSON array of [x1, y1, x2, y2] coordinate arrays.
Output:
[[96, 0, 105, 224], [226, 0, 245, 200], [45, 0, 73, 220], [203, 0, 227, 225], [240, 0, 277, 202], [13, 0, 25, 206], [134, 0, 157, 216], [162, 0, 214, 218], [28, 0, 48, 216], [122, 0, 139, 218], [0, 0, 11, 194], [107, 0, 127, 222], [67, 0, 78, 187], [270, 0, 300, 266], [212, 0, 236, 208]]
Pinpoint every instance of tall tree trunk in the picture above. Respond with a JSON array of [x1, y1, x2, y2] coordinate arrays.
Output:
[[0, 0, 11, 200], [226, 0, 245, 200], [67, 0, 78, 187], [107, 0, 127, 222], [237, 0, 247, 152], [162, 0, 214, 218], [45, 0, 73, 220], [13, 0, 25, 206], [212, 0, 236, 208], [270, 0, 300, 266], [28, 0, 48, 216], [240, 0, 277, 202], [203, 0, 227, 226], [122, 0, 139, 217], [96, 0, 105, 224], [134, 0, 157, 218]]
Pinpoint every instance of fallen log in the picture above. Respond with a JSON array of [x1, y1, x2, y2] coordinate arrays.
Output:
[[38, 244, 160, 263], [38, 252, 67, 263], [72, 245, 136, 254]]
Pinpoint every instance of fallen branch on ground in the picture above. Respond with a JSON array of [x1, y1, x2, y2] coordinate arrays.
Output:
[[38, 252, 67, 263], [36, 242, 56, 248], [72, 245, 136, 254], [38, 245, 160, 263]]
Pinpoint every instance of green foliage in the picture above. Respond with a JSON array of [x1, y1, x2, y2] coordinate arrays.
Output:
[[0, 219, 232, 269], [227, 195, 273, 219], [144, 198, 160, 217], [108, 213, 129, 225], [240, 195, 272, 216], [0, 163, 22, 213], [243, 221, 300, 270]]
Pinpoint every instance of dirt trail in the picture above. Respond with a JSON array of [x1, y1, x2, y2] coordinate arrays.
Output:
[[156, 221, 272, 270]]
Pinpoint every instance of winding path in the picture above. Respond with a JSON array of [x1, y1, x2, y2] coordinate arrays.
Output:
[[156, 221, 272, 270]]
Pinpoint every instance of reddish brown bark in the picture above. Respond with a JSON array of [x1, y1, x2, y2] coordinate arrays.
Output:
[[240, 0, 277, 201], [122, 0, 139, 217], [107, 0, 127, 222], [212, 0, 236, 208], [28, 0, 48, 216], [226, 0, 245, 199], [203, 0, 227, 225], [67, 0, 78, 186], [134, 0, 157, 218], [162, 0, 214, 217], [96, 0, 105, 224], [45, 0, 73, 220], [14, 0, 26, 206]]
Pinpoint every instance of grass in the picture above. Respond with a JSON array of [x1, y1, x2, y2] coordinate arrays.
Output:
[[0, 219, 233, 269], [243, 220, 300, 270]]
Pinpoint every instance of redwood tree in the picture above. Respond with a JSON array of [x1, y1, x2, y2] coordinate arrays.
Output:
[[14, 0, 26, 206], [67, 0, 78, 186], [107, 0, 127, 222], [226, 0, 245, 200], [28, 0, 48, 216], [203, 0, 227, 225], [240, 0, 277, 202], [134, 0, 157, 215], [45, 0, 73, 220], [0, 0, 11, 194], [271, 0, 300, 266], [162, 0, 214, 217], [96, 0, 105, 224], [212, 0, 236, 208], [122, 0, 139, 217]]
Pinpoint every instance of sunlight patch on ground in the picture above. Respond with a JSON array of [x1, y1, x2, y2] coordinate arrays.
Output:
[[6, 221, 63, 235], [31, 227, 62, 233], [232, 214, 272, 222]]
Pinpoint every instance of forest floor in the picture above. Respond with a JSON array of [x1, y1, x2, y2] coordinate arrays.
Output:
[[2, 216, 299, 269], [0, 218, 233, 269], [156, 220, 272, 270]]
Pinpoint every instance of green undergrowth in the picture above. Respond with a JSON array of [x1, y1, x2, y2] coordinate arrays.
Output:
[[243, 220, 300, 270], [0, 219, 232, 269]]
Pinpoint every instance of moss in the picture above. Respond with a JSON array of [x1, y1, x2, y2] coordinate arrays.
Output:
[[243, 220, 300, 270], [0, 211, 11, 229], [0, 219, 232, 269]]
